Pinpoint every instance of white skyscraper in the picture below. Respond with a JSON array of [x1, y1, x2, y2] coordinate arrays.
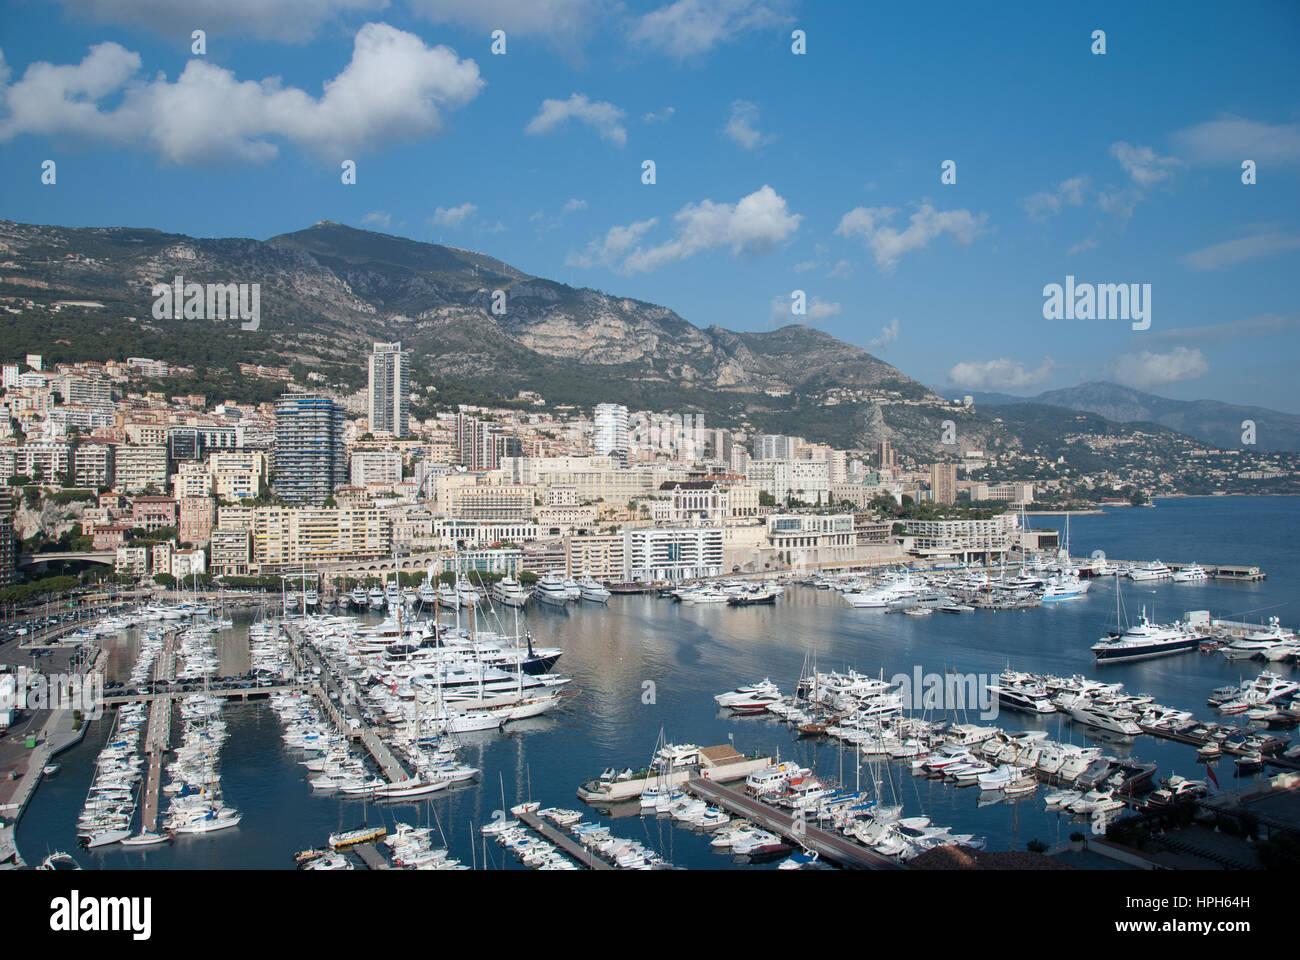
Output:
[[593, 403, 630, 462], [368, 342, 410, 438]]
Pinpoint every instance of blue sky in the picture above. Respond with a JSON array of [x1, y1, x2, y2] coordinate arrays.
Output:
[[2, 0, 1298, 413]]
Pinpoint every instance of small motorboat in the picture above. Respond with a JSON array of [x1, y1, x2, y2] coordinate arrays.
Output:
[[121, 831, 171, 847], [1234, 751, 1264, 774], [42, 764, 60, 777], [83, 828, 130, 849], [38, 851, 81, 870]]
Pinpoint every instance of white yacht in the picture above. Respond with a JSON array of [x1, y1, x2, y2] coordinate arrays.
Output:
[[533, 573, 570, 606], [578, 575, 611, 603], [1217, 671, 1300, 712], [1127, 560, 1173, 582], [1067, 700, 1142, 736], [367, 586, 385, 609], [1221, 618, 1296, 661], [986, 683, 1058, 714], [1039, 573, 1085, 602], [456, 582, 482, 608], [679, 586, 730, 604], [1172, 563, 1208, 583], [1092, 608, 1205, 663], [715, 679, 781, 708], [491, 577, 530, 608], [843, 574, 920, 608]]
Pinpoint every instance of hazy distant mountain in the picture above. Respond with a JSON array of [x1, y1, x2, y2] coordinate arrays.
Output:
[[962, 382, 1300, 452]]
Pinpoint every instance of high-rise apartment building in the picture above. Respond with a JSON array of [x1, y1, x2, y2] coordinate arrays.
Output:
[[367, 342, 410, 438], [0, 488, 14, 588], [756, 434, 804, 460], [273, 393, 347, 506], [930, 462, 958, 505], [593, 404, 629, 463], [455, 412, 520, 470]]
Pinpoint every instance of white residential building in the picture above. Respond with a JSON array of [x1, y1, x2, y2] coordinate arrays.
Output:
[[624, 526, 724, 582]]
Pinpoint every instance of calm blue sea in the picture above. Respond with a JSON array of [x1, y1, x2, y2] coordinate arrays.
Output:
[[17, 497, 1298, 869]]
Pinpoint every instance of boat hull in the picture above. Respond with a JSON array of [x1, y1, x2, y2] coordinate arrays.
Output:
[[578, 756, 774, 803], [1092, 635, 1204, 663]]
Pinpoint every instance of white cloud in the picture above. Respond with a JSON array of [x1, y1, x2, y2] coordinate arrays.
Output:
[[1097, 187, 1139, 223], [623, 185, 801, 273], [722, 99, 773, 149], [570, 186, 799, 273], [361, 210, 392, 228], [630, 0, 792, 59], [1024, 176, 1088, 221], [826, 259, 852, 278], [566, 218, 659, 268], [1109, 347, 1208, 389], [525, 93, 627, 146], [1067, 237, 1097, 256], [432, 203, 476, 228], [1174, 115, 1300, 165], [643, 106, 675, 123], [836, 203, 987, 271], [868, 317, 899, 352], [0, 24, 483, 164], [1110, 141, 1178, 188], [948, 357, 1055, 390], [52, 0, 387, 43], [562, 198, 588, 214], [1183, 230, 1300, 271], [792, 260, 817, 273]]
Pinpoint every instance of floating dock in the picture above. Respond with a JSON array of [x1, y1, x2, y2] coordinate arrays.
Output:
[[516, 811, 612, 870], [283, 622, 410, 784], [684, 778, 902, 870]]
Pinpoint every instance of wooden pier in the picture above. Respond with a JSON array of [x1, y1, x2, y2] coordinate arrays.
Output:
[[140, 629, 176, 833], [516, 811, 613, 870], [282, 622, 410, 784], [1075, 560, 1266, 581], [684, 778, 903, 870]]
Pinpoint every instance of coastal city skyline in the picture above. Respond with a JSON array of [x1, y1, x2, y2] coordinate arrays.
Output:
[[0, 0, 1296, 910]]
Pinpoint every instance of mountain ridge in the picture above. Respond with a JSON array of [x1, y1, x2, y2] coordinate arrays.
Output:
[[960, 381, 1300, 452], [1, 217, 995, 457]]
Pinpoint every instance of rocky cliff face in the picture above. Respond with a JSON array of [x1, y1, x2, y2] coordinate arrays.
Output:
[[13, 496, 86, 544]]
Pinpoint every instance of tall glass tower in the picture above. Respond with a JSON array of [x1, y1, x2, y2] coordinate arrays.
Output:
[[368, 341, 410, 438], [273, 392, 347, 505]]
